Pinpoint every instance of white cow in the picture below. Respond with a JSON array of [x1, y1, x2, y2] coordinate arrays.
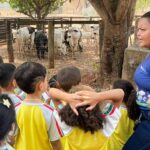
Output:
[[82, 24, 99, 40], [82, 31, 93, 44], [90, 24, 99, 40], [90, 25, 99, 54], [44, 28, 67, 56], [64, 27, 83, 58], [12, 27, 35, 54], [82, 24, 99, 54], [54, 29, 67, 56]]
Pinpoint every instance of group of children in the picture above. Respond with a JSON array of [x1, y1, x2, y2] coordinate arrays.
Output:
[[0, 58, 140, 150], [1, 11, 150, 150]]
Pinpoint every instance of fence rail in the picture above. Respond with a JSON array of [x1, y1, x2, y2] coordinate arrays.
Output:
[[0, 16, 101, 46]]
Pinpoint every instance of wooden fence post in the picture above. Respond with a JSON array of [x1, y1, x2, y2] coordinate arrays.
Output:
[[17, 18, 20, 29], [6, 20, 14, 62], [48, 21, 54, 68], [99, 20, 104, 58]]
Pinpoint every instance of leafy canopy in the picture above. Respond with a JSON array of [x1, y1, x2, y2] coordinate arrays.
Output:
[[6, 0, 65, 19], [136, 0, 150, 11], [0, 0, 9, 2]]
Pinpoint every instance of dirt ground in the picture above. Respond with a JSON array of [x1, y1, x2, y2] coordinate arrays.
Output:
[[0, 43, 100, 89]]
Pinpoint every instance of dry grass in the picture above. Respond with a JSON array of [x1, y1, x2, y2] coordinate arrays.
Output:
[[0, 42, 100, 87]]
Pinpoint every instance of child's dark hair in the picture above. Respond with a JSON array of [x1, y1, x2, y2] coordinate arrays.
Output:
[[0, 94, 15, 140], [59, 104, 104, 134], [59, 85, 104, 134], [0, 63, 16, 88], [142, 11, 150, 21], [57, 66, 81, 91], [48, 74, 58, 88], [113, 79, 140, 121], [14, 61, 46, 94], [126, 90, 140, 121], [113, 79, 134, 104]]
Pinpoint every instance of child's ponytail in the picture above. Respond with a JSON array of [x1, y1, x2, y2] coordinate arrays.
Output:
[[126, 90, 140, 121]]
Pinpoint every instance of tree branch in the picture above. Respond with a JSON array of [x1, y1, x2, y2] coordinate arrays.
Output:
[[41, 0, 55, 8], [88, 0, 106, 19], [17, 10, 35, 20], [42, 5, 51, 19], [127, 0, 137, 29], [115, 0, 133, 22], [102, 0, 115, 23]]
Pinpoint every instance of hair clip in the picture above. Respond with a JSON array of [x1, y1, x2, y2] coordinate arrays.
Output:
[[3, 99, 10, 108]]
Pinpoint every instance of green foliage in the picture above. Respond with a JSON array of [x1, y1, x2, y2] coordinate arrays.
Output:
[[0, 0, 8, 2], [136, 0, 150, 11], [8, 0, 65, 19]]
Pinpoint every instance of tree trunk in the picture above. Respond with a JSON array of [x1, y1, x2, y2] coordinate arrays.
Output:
[[36, 11, 44, 30], [36, 23, 44, 30], [6, 21, 14, 62], [89, 0, 137, 88], [100, 19, 128, 87]]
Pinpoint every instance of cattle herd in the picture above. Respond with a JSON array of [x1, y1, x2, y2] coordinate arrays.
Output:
[[12, 24, 99, 59]]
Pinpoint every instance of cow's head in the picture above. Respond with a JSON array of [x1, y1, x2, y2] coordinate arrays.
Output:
[[28, 27, 35, 34]]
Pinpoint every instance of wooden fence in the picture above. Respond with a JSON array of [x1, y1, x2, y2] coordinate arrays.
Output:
[[0, 16, 140, 67], [0, 17, 102, 67], [0, 20, 6, 46]]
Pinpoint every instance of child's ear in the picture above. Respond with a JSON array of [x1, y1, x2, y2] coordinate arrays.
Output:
[[37, 82, 42, 91], [12, 79, 17, 88], [38, 81, 45, 92], [56, 81, 60, 89], [8, 79, 16, 89]]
